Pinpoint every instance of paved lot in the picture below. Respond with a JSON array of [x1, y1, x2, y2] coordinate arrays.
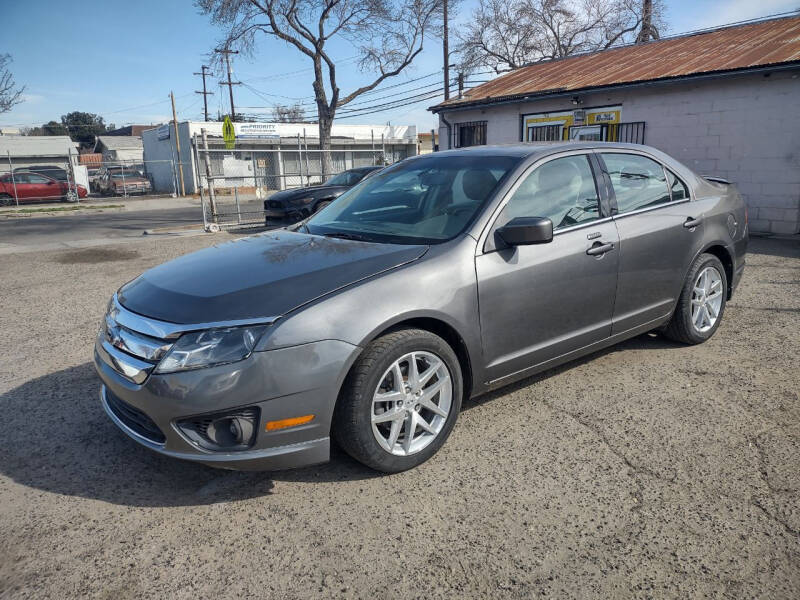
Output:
[[0, 233, 798, 599], [0, 198, 205, 254]]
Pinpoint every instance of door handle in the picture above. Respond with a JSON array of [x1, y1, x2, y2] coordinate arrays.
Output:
[[586, 242, 614, 256], [683, 217, 702, 229]]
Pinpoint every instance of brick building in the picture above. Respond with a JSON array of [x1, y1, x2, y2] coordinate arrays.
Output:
[[431, 15, 800, 234]]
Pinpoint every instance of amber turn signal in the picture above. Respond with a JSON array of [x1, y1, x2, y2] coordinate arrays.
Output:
[[265, 414, 315, 431]]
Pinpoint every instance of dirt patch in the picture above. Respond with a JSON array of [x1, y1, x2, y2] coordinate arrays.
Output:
[[54, 247, 140, 264]]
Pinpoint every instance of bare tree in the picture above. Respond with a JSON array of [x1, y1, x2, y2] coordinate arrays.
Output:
[[272, 102, 306, 122], [458, 0, 665, 74], [198, 0, 440, 175], [0, 54, 25, 114]]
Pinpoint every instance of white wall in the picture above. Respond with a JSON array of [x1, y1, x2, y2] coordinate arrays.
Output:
[[438, 70, 800, 234]]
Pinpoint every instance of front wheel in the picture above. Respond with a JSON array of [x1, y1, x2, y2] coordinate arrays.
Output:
[[663, 253, 727, 344], [0, 194, 13, 207], [333, 328, 463, 473]]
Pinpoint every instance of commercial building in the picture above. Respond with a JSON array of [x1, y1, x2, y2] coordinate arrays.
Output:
[[141, 120, 417, 194], [431, 15, 800, 234]]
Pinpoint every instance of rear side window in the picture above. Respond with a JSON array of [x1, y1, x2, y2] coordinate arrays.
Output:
[[500, 154, 600, 230], [602, 153, 670, 214], [667, 170, 690, 201]]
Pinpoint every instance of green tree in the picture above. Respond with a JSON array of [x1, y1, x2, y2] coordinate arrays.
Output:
[[60, 111, 108, 147]]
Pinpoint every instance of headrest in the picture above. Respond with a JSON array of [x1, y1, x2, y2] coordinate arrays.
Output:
[[537, 160, 580, 192], [462, 169, 498, 202]]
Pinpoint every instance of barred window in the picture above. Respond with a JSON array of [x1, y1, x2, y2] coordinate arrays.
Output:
[[454, 121, 487, 148]]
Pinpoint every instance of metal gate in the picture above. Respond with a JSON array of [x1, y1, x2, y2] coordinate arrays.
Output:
[[193, 138, 396, 229]]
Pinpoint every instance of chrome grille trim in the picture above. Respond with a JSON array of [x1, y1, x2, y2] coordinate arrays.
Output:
[[109, 294, 279, 340], [105, 315, 172, 361], [95, 336, 153, 384]]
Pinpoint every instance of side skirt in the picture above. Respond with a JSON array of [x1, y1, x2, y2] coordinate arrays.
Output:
[[484, 313, 671, 392]]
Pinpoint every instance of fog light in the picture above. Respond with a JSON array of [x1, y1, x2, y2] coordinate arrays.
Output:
[[177, 407, 259, 451], [207, 416, 254, 447]]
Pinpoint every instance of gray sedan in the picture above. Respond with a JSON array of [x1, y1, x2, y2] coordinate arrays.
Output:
[[94, 143, 748, 473]]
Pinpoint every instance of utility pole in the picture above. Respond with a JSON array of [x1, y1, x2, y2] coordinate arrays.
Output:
[[170, 91, 186, 196], [442, 0, 450, 101], [636, 0, 654, 43], [194, 65, 214, 122], [215, 48, 240, 121]]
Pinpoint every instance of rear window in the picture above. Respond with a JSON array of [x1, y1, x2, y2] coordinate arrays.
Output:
[[667, 170, 690, 201], [602, 153, 671, 214]]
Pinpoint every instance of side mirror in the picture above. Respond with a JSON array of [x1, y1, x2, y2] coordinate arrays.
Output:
[[47, 180, 55, 185], [496, 216, 553, 246]]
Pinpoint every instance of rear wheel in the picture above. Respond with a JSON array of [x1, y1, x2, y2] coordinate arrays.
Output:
[[333, 328, 463, 472], [0, 194, 13, 207], [663, 253, 727, 344]]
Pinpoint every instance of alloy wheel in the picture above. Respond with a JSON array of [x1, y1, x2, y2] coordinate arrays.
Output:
[[371, 351, 452, 456], [691, 266, 724, 333]]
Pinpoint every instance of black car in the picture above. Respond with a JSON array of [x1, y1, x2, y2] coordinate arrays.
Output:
[[264, 166, 382, 224]]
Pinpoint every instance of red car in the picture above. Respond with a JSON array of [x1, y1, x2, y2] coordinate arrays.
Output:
[[0, 171, 88, 205]]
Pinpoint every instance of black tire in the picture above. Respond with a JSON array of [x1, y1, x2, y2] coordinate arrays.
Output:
[[314, 199, 332, 213], [663, 253, 728, 345], [332, 328, 463, 473], [0, 194, 13, 207]]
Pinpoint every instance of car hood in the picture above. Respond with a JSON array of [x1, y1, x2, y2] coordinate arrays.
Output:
[[118, 230, 428, 324], [268, 185, 349, 202]]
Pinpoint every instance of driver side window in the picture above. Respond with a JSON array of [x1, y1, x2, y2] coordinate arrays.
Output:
[[500, 155, 600, 230]]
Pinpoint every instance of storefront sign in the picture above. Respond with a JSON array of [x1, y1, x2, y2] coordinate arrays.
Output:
[[236, 123, 280, 139]]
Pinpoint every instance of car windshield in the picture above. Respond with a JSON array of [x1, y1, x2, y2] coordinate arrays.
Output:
[[325, 170, 365, 186], [305, 154, 519, 244]]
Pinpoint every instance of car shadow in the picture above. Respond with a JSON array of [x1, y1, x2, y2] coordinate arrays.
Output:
[[0, 332, 680, 507], [461, 331, 683, 412], [748, 235, 800, 260], [0, 363, 379, 507]]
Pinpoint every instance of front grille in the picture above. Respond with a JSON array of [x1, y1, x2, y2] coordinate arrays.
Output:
[[103, 313, 172, 364], [105, 388, 166, 444]]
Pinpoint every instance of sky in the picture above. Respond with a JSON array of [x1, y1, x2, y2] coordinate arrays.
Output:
[[2, 0, 799, 132]]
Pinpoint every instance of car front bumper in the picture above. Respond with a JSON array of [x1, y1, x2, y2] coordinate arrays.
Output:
[[94, 336, 361, 471]]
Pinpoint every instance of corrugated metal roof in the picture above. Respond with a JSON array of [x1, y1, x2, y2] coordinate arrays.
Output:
[[96, 135, 143, 150], [433, 15, 800, 111], [0, 135, 77, 157]]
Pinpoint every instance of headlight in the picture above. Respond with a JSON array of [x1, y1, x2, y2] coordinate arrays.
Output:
[[154, 325, 267, 373]]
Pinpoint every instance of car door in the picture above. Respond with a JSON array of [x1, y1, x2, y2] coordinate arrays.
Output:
[[25, 173, 59, 199], [10, 173, 35, 199], [597, 151, 706, 334], [476, 152, 619, 383]]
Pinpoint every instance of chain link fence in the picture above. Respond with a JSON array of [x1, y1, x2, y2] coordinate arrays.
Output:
[[194, 142, 401, 229], [83, 159, 178, 199], [0, 152, 84, 206], [0, 152, 180, 207]]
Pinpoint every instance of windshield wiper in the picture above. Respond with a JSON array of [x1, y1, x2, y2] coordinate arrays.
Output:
[[319, 231, 372, 242]]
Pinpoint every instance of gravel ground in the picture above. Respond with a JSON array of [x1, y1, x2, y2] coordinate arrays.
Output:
[[0, 233, 798, 599]]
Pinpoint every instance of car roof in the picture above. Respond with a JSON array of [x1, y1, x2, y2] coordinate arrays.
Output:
[[426, 141, 662, 159]]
